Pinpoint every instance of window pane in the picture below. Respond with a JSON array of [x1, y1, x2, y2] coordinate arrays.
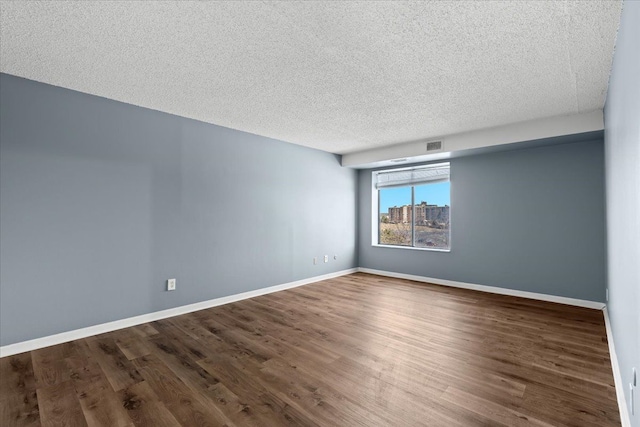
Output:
[[413, 182, 450, 249], [379, 186, 412, 246]]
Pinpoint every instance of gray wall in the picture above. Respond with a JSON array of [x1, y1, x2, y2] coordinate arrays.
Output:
[[604, 1, 640, 425], [0, 73, 358, 346], [359, 139, 606, 302]]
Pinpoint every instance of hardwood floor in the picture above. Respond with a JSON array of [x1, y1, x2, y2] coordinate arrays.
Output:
[[0, 273, 621, 426]]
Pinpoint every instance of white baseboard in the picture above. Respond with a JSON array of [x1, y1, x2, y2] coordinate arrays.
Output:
[[0, 268, 358, 358], [357, 268, 605, 309], [603, 307, 632, 427]]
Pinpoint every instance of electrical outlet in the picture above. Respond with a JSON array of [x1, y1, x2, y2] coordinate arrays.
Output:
[[167, 278, 176, 291], [633, 367, 637, 387], [324, 255, 329, 263], [313, 257, 317, 265], [606, 287, 609, 302]]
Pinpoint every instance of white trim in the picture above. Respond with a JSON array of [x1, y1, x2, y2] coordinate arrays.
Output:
[[357, 268, 605, 309], [372, 244, 451, 253], [603, 307, 632, 427], [0, 268, 357, 358], [371, 176, 379, 246]]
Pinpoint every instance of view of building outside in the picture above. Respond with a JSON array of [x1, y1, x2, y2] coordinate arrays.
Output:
[[379, 182, 450, 249]]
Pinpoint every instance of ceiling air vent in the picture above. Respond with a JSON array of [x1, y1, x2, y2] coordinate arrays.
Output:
[[426, 140, 443, 152]]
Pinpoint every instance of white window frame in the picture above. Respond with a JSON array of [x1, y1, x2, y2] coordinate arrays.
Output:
[[371, 162, 451, 252]]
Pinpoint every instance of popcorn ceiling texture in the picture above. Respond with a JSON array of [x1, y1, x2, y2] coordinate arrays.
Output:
[[0, 1, 622, 154]]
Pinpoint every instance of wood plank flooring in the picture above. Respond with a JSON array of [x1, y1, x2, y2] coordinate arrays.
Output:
[[0, 273, 621, 426]]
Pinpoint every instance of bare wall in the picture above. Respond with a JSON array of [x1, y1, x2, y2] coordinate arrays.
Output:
[[604, 1, 640, 424], [358, 139, 606, 302], [0, 73, 358, 346]]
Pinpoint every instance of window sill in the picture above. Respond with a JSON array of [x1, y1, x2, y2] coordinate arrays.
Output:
[[372, 244, 451, 253]]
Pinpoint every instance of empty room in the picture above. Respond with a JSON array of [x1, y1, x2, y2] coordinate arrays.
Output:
[[1, 1, 638, 426]]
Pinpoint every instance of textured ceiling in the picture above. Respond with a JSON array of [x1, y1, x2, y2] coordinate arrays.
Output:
[[0, 1, 622, 154]]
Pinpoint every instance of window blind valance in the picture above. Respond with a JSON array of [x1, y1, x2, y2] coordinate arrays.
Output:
[[374, 163, 450, 189]]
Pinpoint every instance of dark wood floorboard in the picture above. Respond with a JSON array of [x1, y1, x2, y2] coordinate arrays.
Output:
[[0, 273, 621, 426]]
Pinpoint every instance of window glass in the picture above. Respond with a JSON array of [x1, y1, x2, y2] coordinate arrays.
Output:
[[375, 163, 450, 251], [379, 186, 412, 246], [414, 182, 450, 249]]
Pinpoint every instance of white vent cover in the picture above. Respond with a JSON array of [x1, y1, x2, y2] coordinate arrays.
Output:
[[426, 141, 443, 152]]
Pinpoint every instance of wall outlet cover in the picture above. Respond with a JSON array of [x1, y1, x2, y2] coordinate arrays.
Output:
[[167, 278, 176, 291]]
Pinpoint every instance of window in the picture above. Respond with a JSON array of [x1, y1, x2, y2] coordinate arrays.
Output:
[[374, 163, 450, 251]]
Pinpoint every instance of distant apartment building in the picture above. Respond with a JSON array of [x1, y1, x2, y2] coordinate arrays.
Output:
[[388, 205, 412, 223], [387, 202, 450, 224], [402, 205, 412, 223], [388, 206, 402, 223]]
